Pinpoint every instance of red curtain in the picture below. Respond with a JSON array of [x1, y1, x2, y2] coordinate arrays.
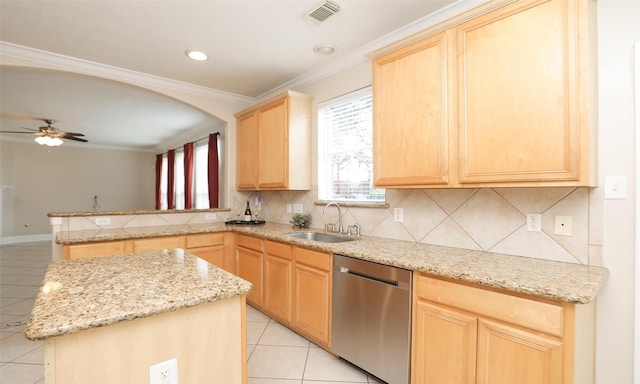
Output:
[[155, 154, 163, 210], [208, 133, 219, 208], [167, 149, 175, 210], [184, 142, 194, 209]]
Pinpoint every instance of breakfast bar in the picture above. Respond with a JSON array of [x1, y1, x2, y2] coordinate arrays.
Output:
[[25, 248, 252, 384]]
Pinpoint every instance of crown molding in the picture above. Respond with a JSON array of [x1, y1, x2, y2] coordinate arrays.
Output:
[[1, 0, 489, 105], [0, 41, 255, 106]]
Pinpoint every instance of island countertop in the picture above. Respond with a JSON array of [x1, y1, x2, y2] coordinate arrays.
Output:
[[55, 222, 609, 305], [25, 249, 252, 340]]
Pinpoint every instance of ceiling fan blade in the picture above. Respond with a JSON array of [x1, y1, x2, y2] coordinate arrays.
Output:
[[0, 130, 39, 134], [62, 135, 89, 143], [61, 132, 85, 137], [21, 127, 40, 132]]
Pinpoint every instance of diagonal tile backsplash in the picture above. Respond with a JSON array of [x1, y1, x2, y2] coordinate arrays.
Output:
[[242, 186, 601, 266]]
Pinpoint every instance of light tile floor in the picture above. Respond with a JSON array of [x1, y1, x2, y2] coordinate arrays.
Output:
[[0, 241, 382, 384]]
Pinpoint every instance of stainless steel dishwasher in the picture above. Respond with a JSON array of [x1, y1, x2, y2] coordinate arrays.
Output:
[[332, 254, 412, 384]]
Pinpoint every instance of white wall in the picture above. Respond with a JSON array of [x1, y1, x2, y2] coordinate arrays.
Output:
[[0, 140, 155, 241], [595, 1, 640, 383]]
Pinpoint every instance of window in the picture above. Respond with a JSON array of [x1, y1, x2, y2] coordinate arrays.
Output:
[[174, 149, 185, 209], [157, 134, 220, 210], [159, 153, 168, 210], [318, 87, 384, 202], [194, 142, 210, 209]]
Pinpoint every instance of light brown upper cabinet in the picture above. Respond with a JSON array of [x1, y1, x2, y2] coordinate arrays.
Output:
[[372, 0, 596, 188], [235, 90, 313, 190], [373, 31, 452, 187]]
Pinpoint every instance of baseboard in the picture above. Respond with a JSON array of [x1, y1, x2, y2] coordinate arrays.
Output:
[[1, 234, 52, 245]]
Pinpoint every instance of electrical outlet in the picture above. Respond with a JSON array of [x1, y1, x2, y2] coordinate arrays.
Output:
[[293, 204, 303, 213], [205, 213, 217, 220], [95, 217, 111, 226], [394, 208, 404, 222], [149, 358, 178, 384], [554, 215, 573, 236], [286, 204, 292, 213], [526, 214, 541, 232]]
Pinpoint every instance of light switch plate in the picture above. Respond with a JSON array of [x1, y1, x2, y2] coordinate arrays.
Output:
[[604, 175, 627, 199]]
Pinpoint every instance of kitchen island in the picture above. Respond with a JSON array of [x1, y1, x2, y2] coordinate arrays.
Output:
[[25, 248, 252, 384]]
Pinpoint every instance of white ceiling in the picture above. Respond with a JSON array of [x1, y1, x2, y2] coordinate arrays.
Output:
[[0, 0, 477, 150]]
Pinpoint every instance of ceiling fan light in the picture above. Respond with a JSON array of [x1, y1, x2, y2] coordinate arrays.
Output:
[[185, 50, 208, 61], [34, 136, 47, 145], [51, 137, 63, 146], [35, 135, 63, 146]]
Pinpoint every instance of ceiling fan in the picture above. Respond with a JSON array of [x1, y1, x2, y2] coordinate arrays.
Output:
[[0, 119, 88, 146]]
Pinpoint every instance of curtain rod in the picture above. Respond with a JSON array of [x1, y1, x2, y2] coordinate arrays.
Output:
[[163, 131, 220, 153]]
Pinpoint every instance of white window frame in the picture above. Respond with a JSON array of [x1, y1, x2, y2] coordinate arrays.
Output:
[[318, 86, 384, 203]]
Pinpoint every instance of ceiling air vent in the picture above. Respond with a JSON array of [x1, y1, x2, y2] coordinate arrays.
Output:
[[303, 0, 341, 25]]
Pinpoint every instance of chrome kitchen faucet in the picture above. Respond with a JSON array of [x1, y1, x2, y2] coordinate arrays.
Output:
[[323, 202, 343, 233]]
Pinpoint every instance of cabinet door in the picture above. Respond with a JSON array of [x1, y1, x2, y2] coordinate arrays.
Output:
[[264, 241, 292, 322], [412, 300, 477, 384], [236, 111, 259, 189], [189, 245, 224, 269], [264, 254, 292, 322], [258, 98, 288, 189], [373, 31, 451, 187], [292, 248, 331, 346], [457, 0, 588, 184], [236, 246, 263, 306], [476, 318, 563, 384]]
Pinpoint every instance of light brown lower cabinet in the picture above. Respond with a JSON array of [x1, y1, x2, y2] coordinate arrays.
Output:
[[186, 233, 226, 269], [235, 234, 264, 307], [263, 240, 293, 323], [235, 235, 332, 348], [292, 247, 332, 347], [412, 273, 594, 384]]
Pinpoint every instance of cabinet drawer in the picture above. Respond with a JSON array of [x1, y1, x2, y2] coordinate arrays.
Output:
[[65, 241, 131, 260], [186, 233, 225, 248], [294, 248, 331, 271], [264, 240, 292, 260], [133, 236, 183, 252], [236, 234, 263, 251], [416, 274, 564, 337]]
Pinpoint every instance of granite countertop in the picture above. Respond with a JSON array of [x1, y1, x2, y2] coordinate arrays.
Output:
[[25, 249, 252, 340], [56, 222, 609, 304], [48, 208, 230, 217]]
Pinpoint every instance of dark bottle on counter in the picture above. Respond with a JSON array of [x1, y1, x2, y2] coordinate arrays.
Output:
[[244, 201, 252, 221]]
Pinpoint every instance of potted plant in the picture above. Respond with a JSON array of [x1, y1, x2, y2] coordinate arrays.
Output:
[[290, 213, 312, 229]]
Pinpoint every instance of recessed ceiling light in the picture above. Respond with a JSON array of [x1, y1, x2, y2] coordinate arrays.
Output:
[[185, 50, 208, 61], [313, 43, 336, 55]]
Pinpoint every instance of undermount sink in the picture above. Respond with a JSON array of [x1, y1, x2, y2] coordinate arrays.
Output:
[[286, 231, 355, 243]]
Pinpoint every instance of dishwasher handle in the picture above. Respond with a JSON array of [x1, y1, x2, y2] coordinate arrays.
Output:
[[338, 266, 399, 287]]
